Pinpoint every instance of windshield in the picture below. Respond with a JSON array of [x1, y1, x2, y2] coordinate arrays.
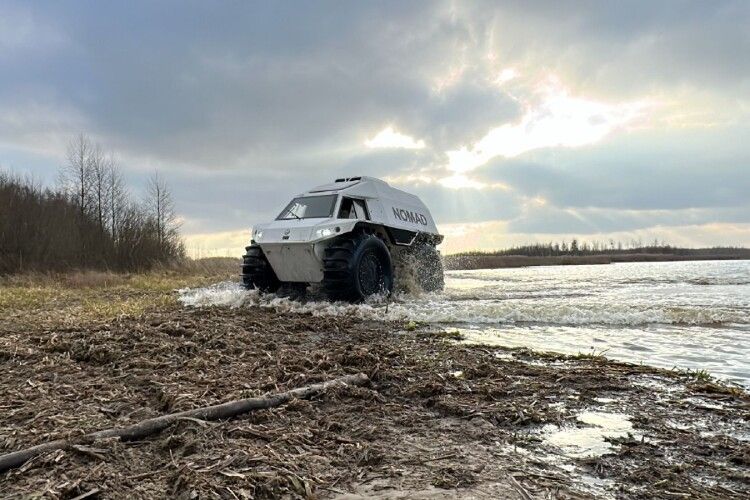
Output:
[[276, 194, 337, 220]]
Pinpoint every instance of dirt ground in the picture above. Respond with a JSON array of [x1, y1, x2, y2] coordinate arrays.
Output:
[[1, 278, 749, 499]]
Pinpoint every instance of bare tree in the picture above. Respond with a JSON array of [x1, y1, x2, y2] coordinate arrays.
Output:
[[2, 134, 185, 273], [88, 143, 108, 232], [63, 134, 94, 216], [106, 156, 127, 242], [146, 171, 180, 253]]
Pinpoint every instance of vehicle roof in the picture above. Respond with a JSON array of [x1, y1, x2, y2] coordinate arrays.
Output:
[[286, 176, 441, 239], [300, 176, 390, 196]]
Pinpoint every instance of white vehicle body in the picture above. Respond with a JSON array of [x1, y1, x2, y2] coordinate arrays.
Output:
[[250, 176, 442, 283]]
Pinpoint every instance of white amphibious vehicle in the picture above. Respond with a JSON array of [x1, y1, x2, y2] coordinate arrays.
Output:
[[242, 176, 444, 301]]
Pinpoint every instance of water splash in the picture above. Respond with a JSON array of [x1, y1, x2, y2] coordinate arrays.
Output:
[[178, 260, 750, 385], [178, 279, 747, 327]]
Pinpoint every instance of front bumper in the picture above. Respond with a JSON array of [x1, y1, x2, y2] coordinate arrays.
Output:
[[260, 242, 326, 283]]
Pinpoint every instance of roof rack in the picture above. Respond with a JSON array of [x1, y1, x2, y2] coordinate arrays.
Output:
[[335, 176, 362, 183]]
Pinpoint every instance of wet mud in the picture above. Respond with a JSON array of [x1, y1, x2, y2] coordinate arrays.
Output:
[[1, 300, 749, 498]]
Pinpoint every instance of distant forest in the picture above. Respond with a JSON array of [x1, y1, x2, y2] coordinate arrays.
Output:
[[0, 135, 184, 274], [455, 240, 750, 258]]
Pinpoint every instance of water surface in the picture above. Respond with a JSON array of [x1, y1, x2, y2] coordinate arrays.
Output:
[[180, 260, 750, 386], [441, 260, 750, 386]]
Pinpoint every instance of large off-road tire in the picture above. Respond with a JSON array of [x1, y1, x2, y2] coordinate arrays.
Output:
[[241, 243, 280, 293], [413, 243, 444, 292], [323, 233, 394, 302]]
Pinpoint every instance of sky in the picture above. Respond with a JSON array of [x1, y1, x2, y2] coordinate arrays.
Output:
[[1, 0, 749, 255]]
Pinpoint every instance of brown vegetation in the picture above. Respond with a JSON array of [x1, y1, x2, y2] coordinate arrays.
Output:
[[446, 240, 750, 270], [0, 135, 183, 274], [453, 239, 750, 259], [0, 276, 748, 498]]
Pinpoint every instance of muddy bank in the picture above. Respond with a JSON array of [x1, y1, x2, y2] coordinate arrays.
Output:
[[1, 303, 749, 498]]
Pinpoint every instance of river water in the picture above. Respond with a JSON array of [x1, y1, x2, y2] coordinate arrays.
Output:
[[179, 259, 750, 386]]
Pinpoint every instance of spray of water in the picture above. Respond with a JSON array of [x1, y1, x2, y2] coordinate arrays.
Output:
[[179, 261, 750, 384]]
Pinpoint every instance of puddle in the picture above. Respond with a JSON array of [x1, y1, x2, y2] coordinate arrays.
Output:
[[543, 411, 636, 458]]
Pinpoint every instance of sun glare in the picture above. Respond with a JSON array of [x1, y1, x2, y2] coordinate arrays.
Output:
[[438, 174, 485, 189], [495, 67, 518, 86], [365, 126, 426, 150], [437, 174, 511, 190], [364, 79, 652, 192], [443, 84, 650, 176]]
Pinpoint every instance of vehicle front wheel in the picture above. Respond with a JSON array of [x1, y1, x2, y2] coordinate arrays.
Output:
[[323, 233, 393, 302], [241, 243, 280, 292]]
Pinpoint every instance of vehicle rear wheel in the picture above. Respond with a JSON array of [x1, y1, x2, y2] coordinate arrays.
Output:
[[241, 243, 280, 292], [323, 233, 393, 302], [413, 243, 444, 292]]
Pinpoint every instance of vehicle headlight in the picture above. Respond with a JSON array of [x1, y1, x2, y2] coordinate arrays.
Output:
[[252, 229, 263, 241], [315, 227, 334, 239]]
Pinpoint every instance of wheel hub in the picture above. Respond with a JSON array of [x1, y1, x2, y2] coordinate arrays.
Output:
[[358, 251, 383, 295]]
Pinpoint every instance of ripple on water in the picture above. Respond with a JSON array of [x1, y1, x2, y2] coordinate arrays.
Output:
[[178, 260, 750, 386]]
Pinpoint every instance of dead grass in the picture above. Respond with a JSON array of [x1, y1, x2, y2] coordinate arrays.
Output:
[[1, 271, 749, 498], [1, 304, 748, 498], [175, 256, 240, 276], [0, 283, 174, 323], [1, 270, 128, 288], [0, 259, 239, 322], [62, 270, 128, 288]]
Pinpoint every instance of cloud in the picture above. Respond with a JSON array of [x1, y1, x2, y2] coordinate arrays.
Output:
[[405, 182, 522, 224], [465, 0, 750, 99], [0, 3, 66, 56], [482, 124, 750, 212], [440, 221, 750, 254], [506, 204, 750, 235], [443, 79, 649, 175], [0, 97, 89, 158], [1, 1, 749, 254]]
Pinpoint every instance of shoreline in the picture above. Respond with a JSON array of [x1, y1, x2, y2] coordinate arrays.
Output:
[[444, 253, 750, 270], [1, 281, 748, 498]]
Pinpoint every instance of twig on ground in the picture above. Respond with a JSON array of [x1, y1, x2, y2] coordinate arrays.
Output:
[[0, 373, 369, 473]]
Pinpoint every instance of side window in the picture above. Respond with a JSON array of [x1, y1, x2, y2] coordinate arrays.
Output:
[[338, 197, 370, 220], [338, 198, 355, 219], [352, 199, 370, 220]]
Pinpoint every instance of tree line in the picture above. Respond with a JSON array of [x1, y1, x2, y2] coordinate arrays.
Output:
[[457, 239, 750, 258], [0, 134, 184, 274]]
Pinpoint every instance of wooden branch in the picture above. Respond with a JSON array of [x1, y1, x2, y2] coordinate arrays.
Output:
[[0, 372, 369, 474]]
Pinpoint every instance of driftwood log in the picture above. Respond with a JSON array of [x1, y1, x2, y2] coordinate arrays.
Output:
[[0, 372, 369, 473]]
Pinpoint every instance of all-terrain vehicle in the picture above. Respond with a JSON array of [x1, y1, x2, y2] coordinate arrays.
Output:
[[241, 176, 444, 302]]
